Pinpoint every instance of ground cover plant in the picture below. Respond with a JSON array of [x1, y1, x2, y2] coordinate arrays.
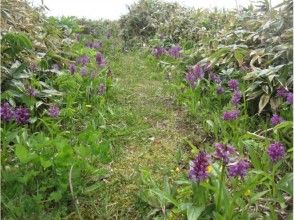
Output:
[[1, 0, 293, 219]]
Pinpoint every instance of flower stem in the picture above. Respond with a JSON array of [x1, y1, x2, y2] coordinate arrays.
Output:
[[217, 164, 225, 211]]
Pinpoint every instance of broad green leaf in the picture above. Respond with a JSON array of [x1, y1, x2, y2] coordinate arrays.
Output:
[[15, 144, 29, 163], [258, 94, 270, 114], [187, 206, 204, 220]]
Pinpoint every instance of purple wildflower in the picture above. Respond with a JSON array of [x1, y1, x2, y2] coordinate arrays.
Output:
[[48, 105, 60, 118], [152, 47, 166, 57], [80, 67, 87, 76], [0, 102, 14, 122], [69, 63, 77, 74], [214, 143, 235, 164], [93, 41, 102, 49], [231, 90, 242, 105], [189, 151, 210, 182], [228, 159, 250, 178], [193, 64, 204, 79], [185, 71, 197, 88], [77, 55, 90, 66], [168, 45, 181, 58], [217, 86, 225, 94], [14, 106, 30, 124], [271, 114, 283, 126], [98, 83, 106, 95], [228, 79, 239, 91], [210, 73, 221, 84], [286, 93, 293, 105], [85, 41, 93, 48], [267, 142, 285, 162], [27, 86, 37, 97], [96, 52, 106, 68], [223, 109, 240, 121], [277, 87, 288, 98], [52, 64, 59, 71]]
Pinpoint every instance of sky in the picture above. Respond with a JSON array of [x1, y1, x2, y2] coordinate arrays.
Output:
[[30, 0, 284, 20]]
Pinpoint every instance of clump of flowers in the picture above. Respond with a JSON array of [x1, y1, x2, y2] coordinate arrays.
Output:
[[69, 63, 77, 74], [152, 47, 166, 57], [27, 86, 37, 97], [77, 55, 90, 66], [231, 90, 242, 105], [98, 83, 106, 95], [214, 143, 236, 164], [96, 52, 106, 68], [228, 79, 239, 91], [217, 86, 225, 94], [48, 105, 60, 118], [189, 151, 210, 182], [223, 109, 240, 121], [168, 45, 181, 58], [286, 92, 293, 105], [271, 114, 283, 126], [210, 73, 221, 84], [185, 64, 205, 88], [228, 159, 250, 178], [80, 67, 87, 76], [14, 106, 30, 124], [267, 142, 285, 162], [0, 102, 14, 122], [276, 87, 288, 98]]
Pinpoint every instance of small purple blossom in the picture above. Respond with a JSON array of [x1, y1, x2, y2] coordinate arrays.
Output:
[[267, 142, 285, 162], [286, 93, 293, 105], [152, 47, 166, 57], [214, 143, 235, 164], [69, 63, 77, 74], [189, 151, 210, 182], [168, 45, 181, 58], [228, 159, 250, 178], [185, 71, 197, 88], [223, 109, 240, 121], [210, 73, 221, 84], [52, 64, 59, 71], [85, 41, 93, 48], [0, 102, 14, 122], [27, 86, 37, 97], [231, 90, 242, 105], [77, 55, 90, 66], [271, 114, 283, 126], [98, 83, 106, 95], [276, 87, 288, 98], [48, 105, 60, 118], [228, 79, 239, 91], [96, 52, 106, 68], [14, 106, 30, 124], [193, 64, 204, 79], [217, 86, 225, 94], [80, 67, 87, 76]]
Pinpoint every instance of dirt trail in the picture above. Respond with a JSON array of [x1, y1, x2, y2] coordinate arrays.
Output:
[[79, 52, 201, 219]]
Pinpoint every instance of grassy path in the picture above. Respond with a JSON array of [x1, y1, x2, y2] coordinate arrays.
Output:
[[79, 51, 201, 219]]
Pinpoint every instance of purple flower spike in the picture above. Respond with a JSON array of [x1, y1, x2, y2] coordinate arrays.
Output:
[[193, 64, 204, 79], [228, 159, 250, 178], [98, 83, 106, 95], [223, 109, 240, 121], [231, 90, 242, 105], [152, 47, 166, 57], [271, 114, 283, 126], [96, 52, 106, 68], [69, 63, 77, 74], [189, 151, 210, 182], [214, 143, 235, 164], [0, 102, 14, 122], [168, 45, 182, 58], [217, 86, 225, 94], [277, 87, 288, 98], [267, 142, 285, 162], [14, 106, 30, 124], [77, 55, 90, 66], [48, 105, 60, 118], [228, 79, 239, 91], [27, 86, 37, 97], [210, 73, 221, 84], [286, 93, 293, 105], [80, 67, 87, 76], [185, 71, 197, 88]]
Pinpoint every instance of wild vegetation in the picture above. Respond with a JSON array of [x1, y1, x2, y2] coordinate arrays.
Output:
[[1, 0, 293, 219]]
